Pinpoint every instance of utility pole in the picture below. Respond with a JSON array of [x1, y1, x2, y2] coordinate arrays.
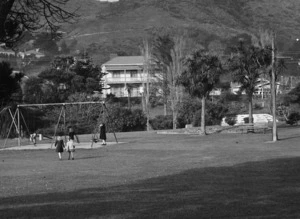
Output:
[[271, 31, 278, 142]]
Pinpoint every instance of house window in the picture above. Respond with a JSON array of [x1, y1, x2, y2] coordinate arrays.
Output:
[[129, 70, 138, 78], [111, 85, 124, 97], [112, 71, 121, 78]]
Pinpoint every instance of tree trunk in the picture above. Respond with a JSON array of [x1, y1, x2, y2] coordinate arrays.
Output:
[[201, 96, 206, 135], [127, 91, 131, 110], [271, 33, 278, 141], [172, 100, 177, 130], [248, 95, 253, 123], [164, 103, 167, 116]]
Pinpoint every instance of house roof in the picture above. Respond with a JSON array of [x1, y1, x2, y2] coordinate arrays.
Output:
[[103, 56, 144, 66]]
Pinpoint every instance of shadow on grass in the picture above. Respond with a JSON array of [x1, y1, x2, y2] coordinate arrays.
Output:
[[1, 157, 300, 219], [75, 155, 106, 160]]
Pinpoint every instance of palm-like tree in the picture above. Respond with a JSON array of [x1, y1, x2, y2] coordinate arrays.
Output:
[[177, 50, 223, 134], [228, 42, 267, 124]]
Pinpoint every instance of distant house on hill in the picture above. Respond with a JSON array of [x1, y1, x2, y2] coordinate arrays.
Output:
[[19, 49, 45, 59], [0, 47, 45, 59], [0, 47, 16, 57], [101, 56, 158, 98]]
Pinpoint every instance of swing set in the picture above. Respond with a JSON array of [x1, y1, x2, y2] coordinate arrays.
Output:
[[2, 101, 118, 148]]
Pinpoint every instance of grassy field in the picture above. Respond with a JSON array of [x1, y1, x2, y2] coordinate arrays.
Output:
[[1, 127, 300, 218]]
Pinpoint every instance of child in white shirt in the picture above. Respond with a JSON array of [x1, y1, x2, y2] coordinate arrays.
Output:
[[66, 138, 75, 160]]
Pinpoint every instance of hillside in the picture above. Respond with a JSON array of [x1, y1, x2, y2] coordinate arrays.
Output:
[[58, 0, 300, 66], [6, 0, 300, 76]]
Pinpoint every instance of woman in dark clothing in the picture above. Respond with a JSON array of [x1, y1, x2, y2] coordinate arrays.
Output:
[[99, 123, 106, 145], [55, 136, 65, 160], [68, 127, 80, 143]]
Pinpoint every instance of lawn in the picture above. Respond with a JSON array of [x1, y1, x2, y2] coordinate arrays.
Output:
[[1, 127, 300, 218]]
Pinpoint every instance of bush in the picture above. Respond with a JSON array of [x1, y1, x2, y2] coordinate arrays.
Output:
[[104, 105, 147, 132], [225, 114, 237, 126], [177, 97, 201, 128], [177, 97, 229, 128], [286, 112, 300, 125], [244, 117, 249, 123], [150, 115, 173, 130], [254, 103, 263, 110]]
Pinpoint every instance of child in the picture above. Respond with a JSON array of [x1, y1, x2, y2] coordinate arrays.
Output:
[[55, 136, 65, 160], [31, 132, 37, 146], [66, 138, 75, 160]]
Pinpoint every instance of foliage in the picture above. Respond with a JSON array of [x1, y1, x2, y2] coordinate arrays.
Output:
[[277, 83, 300, 124], [151, 33, 186, 128], [176, 97, 201, 128], [225, 114, 237, 126], [228, 42, 269, 98], [177, 49, 223, 133], [285, 83, 300, 104], [192, 101, 228, 126], [33, 33, 59, 56], [254, 103, 263, 110], [104, 105, 147, 132], [0, 61, 24, 107], [0, 0, 77, 47], [23, 77, 44, 104], [227, 41, 271, 123], [23, 55, 104, 103], [149, 115, 174, 130], [176, 97, 228, 128], [286, 112, 300, 125], [178, 50, 223, 98]]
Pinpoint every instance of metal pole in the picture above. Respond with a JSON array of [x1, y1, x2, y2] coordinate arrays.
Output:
[[18, 101, 104, 108], [3, 110, 18, 148], [63, 104, 67, 143], [103, 103, 118, 143], [51, 106, 64, 148], [20, 110, 31, 142], [17, 107, 20, 146], [271, 31, 278, 142]]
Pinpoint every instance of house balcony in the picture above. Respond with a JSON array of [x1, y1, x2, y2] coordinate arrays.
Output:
[[104, 73, 158, 85], [105, 77, 148, 84]]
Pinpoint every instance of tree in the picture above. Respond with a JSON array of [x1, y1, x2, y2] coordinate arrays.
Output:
[[227, 41, 267, 124], [140, 39, 152, 131], [23, 77, 44, 104], [0, 61, 24, 138], [152, 34, 186, 129], [152, 34, 173, 116], [0, 0, 77, 47], [33, 33, 59, 56], [177, 50, 223, 134], [0, 61, 24, 107]]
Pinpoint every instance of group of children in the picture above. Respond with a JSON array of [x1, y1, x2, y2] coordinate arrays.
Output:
[[54, 124, 107, 160], [55, 130, 78, 161]]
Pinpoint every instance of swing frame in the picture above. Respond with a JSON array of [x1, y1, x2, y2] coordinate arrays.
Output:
[[2, 101, 118, 148]]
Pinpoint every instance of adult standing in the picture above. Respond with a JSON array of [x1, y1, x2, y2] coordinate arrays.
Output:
[[55, 136, 65, 160], [68, 127, 80, 143], [99, 123, 106, 145]]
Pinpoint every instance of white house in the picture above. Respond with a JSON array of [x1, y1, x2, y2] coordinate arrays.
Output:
[[101, 56, 157, 97]]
